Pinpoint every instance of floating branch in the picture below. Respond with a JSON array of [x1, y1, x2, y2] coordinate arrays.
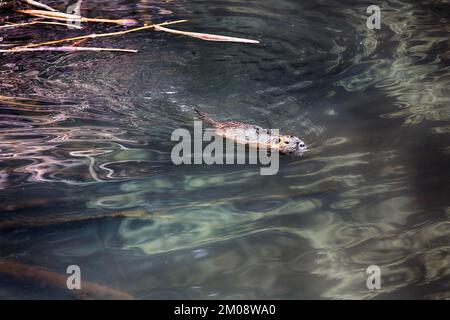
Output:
[[3, 7, 260, 57], [21, 0, 59, 12], [0, 20, 82, 29], [70, 38, 88, 46], [0, 46, 138, 53], [17, 9, 138, 26], [154, 25, 260, 43], [22, 19, 188, 48], [0, 260, 133, 299]]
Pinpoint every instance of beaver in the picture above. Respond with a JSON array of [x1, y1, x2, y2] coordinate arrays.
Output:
[[194, 108, 308, 155]]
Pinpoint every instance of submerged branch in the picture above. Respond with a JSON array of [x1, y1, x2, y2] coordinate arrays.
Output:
[[0, 210, 149, 230], [0, 260, 133, 299]]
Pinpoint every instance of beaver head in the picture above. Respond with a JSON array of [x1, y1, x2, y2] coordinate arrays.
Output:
[[276, 135, 307, 154]]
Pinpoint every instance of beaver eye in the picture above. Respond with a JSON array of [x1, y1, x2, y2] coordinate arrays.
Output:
[[284, 141, 289, 144]]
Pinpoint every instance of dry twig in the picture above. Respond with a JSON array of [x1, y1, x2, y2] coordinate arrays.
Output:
[[0, 20, 81, 29], [0, 45, 137, 53], [21, 19, 188, 48], [17, 9, 138, 26], [1, 3, 260, 56], [154, 25, 260, 43], [0, 46, 138, 53], [21, 0, 59, 12]]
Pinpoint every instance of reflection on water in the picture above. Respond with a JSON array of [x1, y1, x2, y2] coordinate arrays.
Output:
[[1, 0, 449, 299]]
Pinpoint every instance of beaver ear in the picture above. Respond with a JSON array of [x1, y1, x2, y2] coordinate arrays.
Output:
[[255, 127, 260, 134], [276, 138, 281, 143]]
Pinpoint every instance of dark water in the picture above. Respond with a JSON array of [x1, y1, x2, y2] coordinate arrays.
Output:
[[1, 0, 449, 299]]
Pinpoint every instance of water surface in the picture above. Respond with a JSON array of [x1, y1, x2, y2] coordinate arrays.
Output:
[[0, 0, 449, 299]]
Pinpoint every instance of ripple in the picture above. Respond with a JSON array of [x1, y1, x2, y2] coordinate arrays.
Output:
[[1, 0, 449, 300]]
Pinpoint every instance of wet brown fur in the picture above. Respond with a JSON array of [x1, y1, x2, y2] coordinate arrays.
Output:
[[194, 108, 307, 154]]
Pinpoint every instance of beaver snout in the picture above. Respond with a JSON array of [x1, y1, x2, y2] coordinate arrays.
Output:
[[296, 141, 307, 151]]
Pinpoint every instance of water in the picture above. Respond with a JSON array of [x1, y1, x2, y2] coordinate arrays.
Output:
[[0, 0, 449, 299]]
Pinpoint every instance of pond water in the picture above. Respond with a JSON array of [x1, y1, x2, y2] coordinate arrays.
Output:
[[0, 0, 449, 299]]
